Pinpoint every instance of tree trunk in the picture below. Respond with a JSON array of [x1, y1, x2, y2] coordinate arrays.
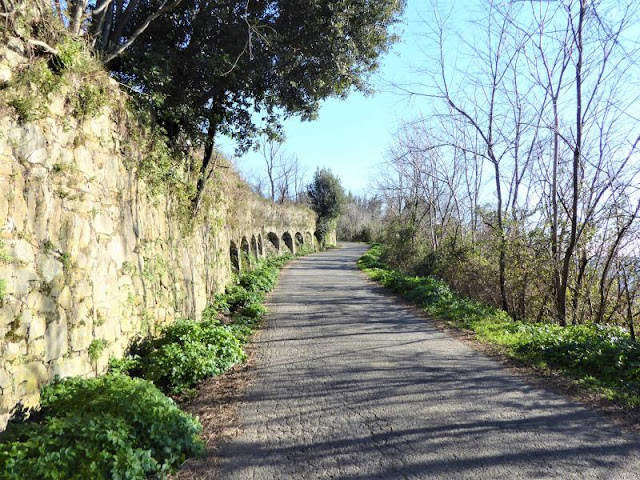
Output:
[[192, 119, 219, 214], [556, 0, 585, 327]]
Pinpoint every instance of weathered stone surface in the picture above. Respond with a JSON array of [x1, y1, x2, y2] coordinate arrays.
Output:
[[27, 291, 56, 313], [16, 125, 48, 165], [74, 146, 95, 176], [0, 49, 318, 429], [3, 38, 27, 68], [13, 266, 39, 296], [0, 368, 11, 389], [52, 355, 92, 379], [14, 362, 48, 396], [68, 217, 92, 250], [0, 64, 11, 86], [73, 281, 93, 303], [44, 319, 68, 362], [28, 339, 46, 358], [11, 239, 35, 264], [37, 255, 63, 284], [69, 322, 92, 351], [57, 285, 72, 311], [94, 320, 119, 343], [3, 342, 25, 362], [107, 238, 126, 267], [93, 212, 114, 235], [11, 309, 30, 338], [28, 314, 46, 341]]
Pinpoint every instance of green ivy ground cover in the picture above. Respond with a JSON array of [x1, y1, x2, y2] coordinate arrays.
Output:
[[358, 244, 640, 408], [0, 375, 203, 479]]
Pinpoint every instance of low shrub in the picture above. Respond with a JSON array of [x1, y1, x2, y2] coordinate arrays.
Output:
[[114, 250, 309, 396], [117, 318, 246, 394], [0, 375, 203, 479], [224, 284, 265, 314]]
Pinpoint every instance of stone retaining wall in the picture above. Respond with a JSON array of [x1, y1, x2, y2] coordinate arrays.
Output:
[[0, 41, 317, 428]]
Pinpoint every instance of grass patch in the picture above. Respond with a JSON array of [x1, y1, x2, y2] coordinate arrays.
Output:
[[358, 244, 640, 408]]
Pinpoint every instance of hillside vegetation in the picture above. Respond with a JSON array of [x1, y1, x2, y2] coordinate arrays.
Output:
[[359, 244, 640, 409]]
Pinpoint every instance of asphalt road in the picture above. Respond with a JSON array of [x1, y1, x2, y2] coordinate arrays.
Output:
[[217, 243, 640, 479]]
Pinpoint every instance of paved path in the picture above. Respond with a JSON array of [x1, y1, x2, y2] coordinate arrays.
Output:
[[217, 243, 640, 479]]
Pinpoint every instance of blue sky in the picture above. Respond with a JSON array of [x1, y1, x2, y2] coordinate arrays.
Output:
[[217, 0, 435, 195]]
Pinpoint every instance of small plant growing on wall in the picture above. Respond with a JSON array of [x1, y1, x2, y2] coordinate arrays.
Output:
[[88, 339, 108, 364], [0, 279, 7, 307]]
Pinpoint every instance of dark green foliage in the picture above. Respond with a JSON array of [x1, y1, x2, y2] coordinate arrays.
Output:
[[0, 375, 203, 479], [111, 0, 404, 151], [307, 168, 346, 244], [240, 302, 268, 319], [226, 315, 261, 345], [238, 263, 279, 293], [224, 285, 265, 314], [105, 0, 404, 205], [211, 255, 291, 316], [359, 245, 640, 407], [113, 253, 305, 394], [121, 319, 246, 394]]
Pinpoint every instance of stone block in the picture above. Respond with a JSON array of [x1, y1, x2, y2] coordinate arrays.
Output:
[[48, 96, 66, 118], [73, 281, 93, 303], [95, 320, 119, 343], [63, 197, 94, 214], [10, 309, 29, 338], [44, 319, 67, 362], [0, 64, 11, 87], [0, 192, 8, 224], [28, 313, 46, 341], [27, 291, 56, 313], [57, 285, 72, 311], [70, 302, 90, 326], [4, 39, 27, 68], [120, 313, 134, 333], [3, 341, 25, 362], [69, 322, 92, 351], [28, 339, 46, 359], [14, 362, 48, 397], [11, 239, 35, 264], [37, 255, 63, 284], [74, 146, 95, 177], [13, 266, 39, 296], [94, 212, 113, 235], [0, 302, 15, 327], [67, 217, 92, 251], [17, 125, 48, 165], [0, 368, 11, 389], [107, 238, 125, 267], [52, 355, 92, 379]]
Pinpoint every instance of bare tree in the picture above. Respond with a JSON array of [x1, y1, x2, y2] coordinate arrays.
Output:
[[256, 138, 306, 204], [379, 0, 640, 327]]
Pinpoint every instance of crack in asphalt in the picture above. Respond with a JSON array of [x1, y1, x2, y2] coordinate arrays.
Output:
[[217, 243, 640, 479]]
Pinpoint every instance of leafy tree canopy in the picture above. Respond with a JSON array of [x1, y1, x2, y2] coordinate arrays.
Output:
[[108, 0, 404, 208], [307, 167, 345, 242]]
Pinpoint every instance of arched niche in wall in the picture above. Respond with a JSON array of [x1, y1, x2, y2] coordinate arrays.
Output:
[[266, 232, 280, 255], [229, 240, 240, 274], [282, 231, 294, 253]]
